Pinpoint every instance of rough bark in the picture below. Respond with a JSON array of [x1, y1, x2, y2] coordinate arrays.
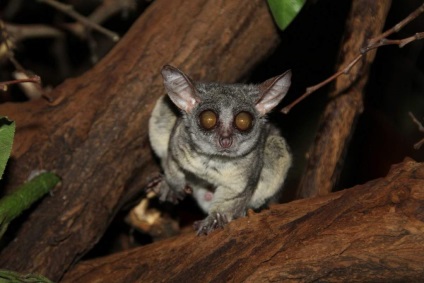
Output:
[[62, 159, 424, 283], [298, 1, 392, 198], [0, 0, 280, 280]]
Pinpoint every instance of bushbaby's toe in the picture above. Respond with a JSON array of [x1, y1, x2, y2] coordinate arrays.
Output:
[[194, 212, 228, 235]]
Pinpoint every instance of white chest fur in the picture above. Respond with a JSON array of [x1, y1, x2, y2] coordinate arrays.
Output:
[[175, 142, 252, 189]]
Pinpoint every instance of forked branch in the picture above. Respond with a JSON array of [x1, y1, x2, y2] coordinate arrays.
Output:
[[37, 0, 120, 42], [282, 3, 424, 114]]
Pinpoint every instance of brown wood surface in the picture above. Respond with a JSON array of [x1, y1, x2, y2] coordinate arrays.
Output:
[[62, 159, 424, 282], [0, 0, 280, 280], [298, 1, 392, 198]]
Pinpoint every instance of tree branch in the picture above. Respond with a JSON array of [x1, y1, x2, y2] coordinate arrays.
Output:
[[297, 1, 391, 198], [282, 3, 424, 114], [62, 159, 424, 283], [0, 0, 280, 280], [409, 112, 424, 149], [0, 76, 41, 92], [37, 0, 120, 42]]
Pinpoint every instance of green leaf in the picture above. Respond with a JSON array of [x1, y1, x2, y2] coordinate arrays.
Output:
[[0, 117, 15, 180], [0, 172, 61, 239], [0, 269, 53, 283], [267, 0, 306, 30]]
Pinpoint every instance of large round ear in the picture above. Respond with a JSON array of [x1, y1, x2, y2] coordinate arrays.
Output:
[[161, 65, 200, 113], [255, 70, 292, 115]]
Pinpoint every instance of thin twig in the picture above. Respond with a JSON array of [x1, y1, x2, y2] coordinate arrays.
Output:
[[409, 112, 424, 150], [282, 3, 424, 114], [1, 21, 25, 72], [364, 32, 424, 52], [64, 0, 136, 40], [0, 77, 41, 91], [408, 112, 424, 150], [0, 76, 52, 102], [5, 23, 63, 41], [282, 55, 362, 114], [88, 0, 137, 24], [409, 112, 424, 132], [37, 0, 120, 42], [1, 22, 49, 100], [369, 3, 424, 44], [414, 139, 424, 150]]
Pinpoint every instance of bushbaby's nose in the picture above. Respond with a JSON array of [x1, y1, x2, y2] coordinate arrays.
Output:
[[219, 136, 233, 148]]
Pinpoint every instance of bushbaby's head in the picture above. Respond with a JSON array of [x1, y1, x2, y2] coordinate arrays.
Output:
[[161, 65, 291, 157]]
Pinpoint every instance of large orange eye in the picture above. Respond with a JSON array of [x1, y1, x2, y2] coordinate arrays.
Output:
[[199, 110, 217, 130], [234, 111, 253, 131]]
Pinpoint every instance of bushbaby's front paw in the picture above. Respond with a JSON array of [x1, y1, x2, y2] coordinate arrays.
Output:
[[158, 181, 185, 204], [145, 175, 186, 203], [193, 212, 228, 236], [145, 175, 163, 195]]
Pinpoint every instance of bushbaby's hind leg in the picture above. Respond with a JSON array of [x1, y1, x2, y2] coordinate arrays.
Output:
[[148, 96, 178, 159], [249, 133, 291, 209]]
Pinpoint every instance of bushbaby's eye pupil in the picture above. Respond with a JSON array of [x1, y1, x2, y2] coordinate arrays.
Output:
[[199, 110, 217, 130], [235, 111, 253, 131]]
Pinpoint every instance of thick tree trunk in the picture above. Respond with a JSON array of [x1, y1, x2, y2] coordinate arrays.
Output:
[[0, 0, 280, 280], [298, 1, 392, 198], [62, 159, 424, 282]]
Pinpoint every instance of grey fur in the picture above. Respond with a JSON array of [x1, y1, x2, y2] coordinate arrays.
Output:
[[149, 65, 292, 235]]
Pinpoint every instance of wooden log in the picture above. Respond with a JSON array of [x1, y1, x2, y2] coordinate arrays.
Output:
[[298, 1, 392, 198], [62, 159, 424, 282], [0, 0, 280, 280]]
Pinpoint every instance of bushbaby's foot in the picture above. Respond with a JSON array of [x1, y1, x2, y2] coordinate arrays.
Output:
[[145, 175, 185, 204], [193, 212, 228, 235], [158, 181, 186, 204]]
